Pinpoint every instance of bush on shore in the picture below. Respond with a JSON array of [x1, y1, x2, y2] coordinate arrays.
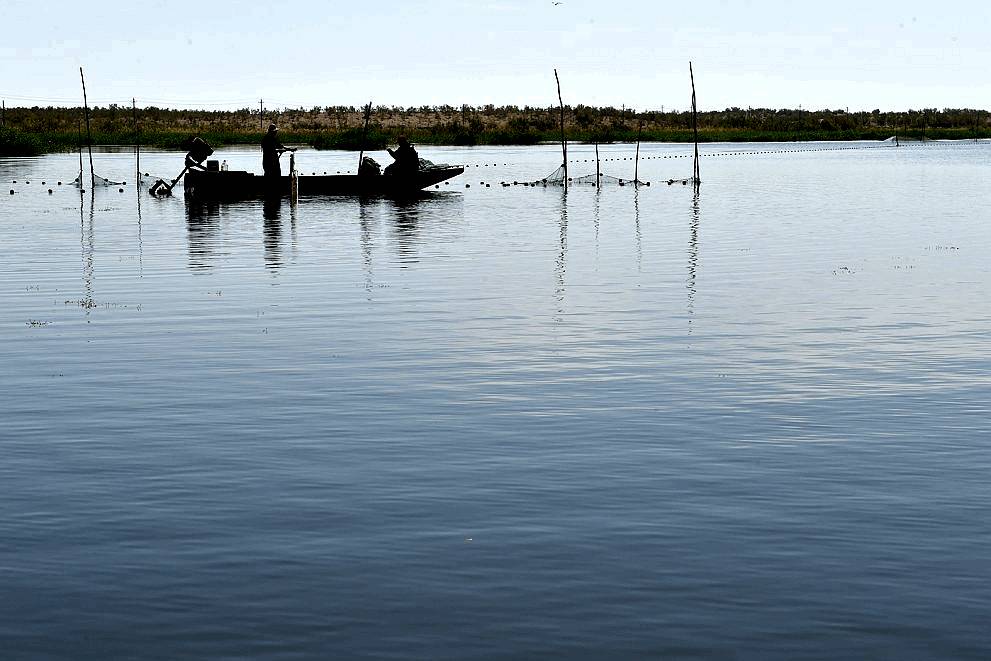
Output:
[[0, 127, 43, 156]]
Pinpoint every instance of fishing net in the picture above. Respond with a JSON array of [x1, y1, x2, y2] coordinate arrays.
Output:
[[531, 164, 640, 187], [419, 157, 456, 171], [530, 164, 693, 187], [71, 172, 127, 187]]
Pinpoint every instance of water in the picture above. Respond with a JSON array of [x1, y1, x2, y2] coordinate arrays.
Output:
[[2, 142, 990, 659]]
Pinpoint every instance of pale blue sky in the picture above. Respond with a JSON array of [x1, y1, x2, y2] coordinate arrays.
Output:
[[3, 0, 988, 111]]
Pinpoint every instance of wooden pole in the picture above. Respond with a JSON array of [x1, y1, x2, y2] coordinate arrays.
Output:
[[595, 142, 600, 189], [689, 61, 700, 186], [79, 67, 95, 188], [554, 68, 567, 190], [634, 117, 643, 185], [260, 99, 264, 130], [357, 101, 372, 172], [133, 97, 140, 187], [289, 151, 298, 204], [77, 120, 83, 184], [1, 99, 4, 127]]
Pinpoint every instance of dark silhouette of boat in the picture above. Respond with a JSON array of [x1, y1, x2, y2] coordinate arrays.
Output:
[[149, 137, 463, 200], [184, 165, 464, 200]]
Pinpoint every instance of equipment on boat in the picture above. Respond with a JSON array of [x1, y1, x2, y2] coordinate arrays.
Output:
[[150, 137, 214, 196]]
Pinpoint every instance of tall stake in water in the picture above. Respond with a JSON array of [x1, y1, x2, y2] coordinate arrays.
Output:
[[554, 69, 567, 190], [634, 117, 643, 186], [289, 152, 298, 205], [595, 143, 600, 189], [357, 101, 372, 172], [689, 61, 700, 186], [77, 121, 83, 185], [79, 67, 95, 188], [133, 97, 140, 188]]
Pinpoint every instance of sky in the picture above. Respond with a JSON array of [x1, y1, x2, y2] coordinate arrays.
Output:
[[2, 0, 989, 112]]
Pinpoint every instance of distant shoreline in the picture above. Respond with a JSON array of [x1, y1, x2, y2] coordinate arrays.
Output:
[[3, 105, 988, 156]]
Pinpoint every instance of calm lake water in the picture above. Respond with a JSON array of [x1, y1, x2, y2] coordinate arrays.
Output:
[[2, 141, 990, 659]]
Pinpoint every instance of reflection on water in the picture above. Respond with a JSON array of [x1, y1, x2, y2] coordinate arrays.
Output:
[[389, 196, 425, 265], [687, 189, 700, 329], [633, 188, 642, 272], [592, 186, 601, 249], [263, 196, 283, 271], [80, 190, 94, 317], [554, 189, 567, 316], [136, 187, 144, 278], [184, 199, 221, 271], [358, 199, 376, 295], [183, 192, 463, 274]]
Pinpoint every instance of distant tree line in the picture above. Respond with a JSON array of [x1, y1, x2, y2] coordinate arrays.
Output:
[[2, 104, 989, 155]]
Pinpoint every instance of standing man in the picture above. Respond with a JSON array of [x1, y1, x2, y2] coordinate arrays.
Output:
[[261, 123, 293, 179]]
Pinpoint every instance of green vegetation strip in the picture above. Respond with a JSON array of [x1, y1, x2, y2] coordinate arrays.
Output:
[[3, 105, 989, 155]]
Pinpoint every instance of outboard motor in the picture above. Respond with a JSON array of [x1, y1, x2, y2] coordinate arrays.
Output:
[[183, 137, 214, 169], [150, 136, 215, 196]]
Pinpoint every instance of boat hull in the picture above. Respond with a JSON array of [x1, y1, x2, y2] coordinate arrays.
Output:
[[184, 167, 464, 200]]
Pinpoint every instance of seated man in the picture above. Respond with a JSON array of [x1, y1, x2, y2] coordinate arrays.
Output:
[[384, 136, 419, 176]]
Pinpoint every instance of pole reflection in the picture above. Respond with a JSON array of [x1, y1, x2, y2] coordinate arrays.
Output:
[[359, 198, 376, 297], [633, 188, 642, 273], [80, 189, 95, 320], [554, 189, 568, 320], [687, 188, 701, 333]]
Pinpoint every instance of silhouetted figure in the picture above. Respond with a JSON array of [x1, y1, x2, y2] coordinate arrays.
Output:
[[385, 136, 419, 176], [261, 124, 294, 179]]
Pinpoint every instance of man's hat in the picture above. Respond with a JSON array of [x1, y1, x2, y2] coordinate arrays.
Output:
[[269, 123, 278, 132]]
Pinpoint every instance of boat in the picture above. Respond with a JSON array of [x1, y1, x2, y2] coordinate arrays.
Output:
[[184, 165, 464, 200], [150, 136, 464, 200]]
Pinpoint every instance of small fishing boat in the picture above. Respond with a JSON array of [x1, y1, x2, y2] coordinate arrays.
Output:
[[184, 165, 464, 200], [150, 136, 464, 200]]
